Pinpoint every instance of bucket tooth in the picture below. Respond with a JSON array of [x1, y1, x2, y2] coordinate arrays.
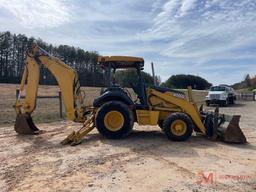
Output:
[[14, 114, 41, 135], [218, 115, 247, 144]]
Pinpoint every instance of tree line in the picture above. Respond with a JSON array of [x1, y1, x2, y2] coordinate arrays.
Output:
[[115, 69, 155, 87], [161, 74, 212, 90], [0, 31, 104, 86], [0, 31, 212, 90]]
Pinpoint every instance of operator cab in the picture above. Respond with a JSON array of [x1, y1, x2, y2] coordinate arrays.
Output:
[[96, 56, 148, 107]]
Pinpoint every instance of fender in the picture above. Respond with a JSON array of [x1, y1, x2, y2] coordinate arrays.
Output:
[[93, 90, 133, 107]]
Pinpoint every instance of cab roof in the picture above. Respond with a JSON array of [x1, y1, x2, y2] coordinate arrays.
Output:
[[98, 56, 144, 69]]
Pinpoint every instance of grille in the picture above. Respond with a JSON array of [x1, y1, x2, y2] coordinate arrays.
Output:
[[210, 94, 220, 100]]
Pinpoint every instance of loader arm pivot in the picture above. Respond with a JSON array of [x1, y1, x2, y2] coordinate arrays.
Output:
[[14, 44, 87, 134]]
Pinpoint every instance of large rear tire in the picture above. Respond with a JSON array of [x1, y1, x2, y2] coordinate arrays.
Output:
[[95, 101, 134, 139], [163, 112, 193, 141]]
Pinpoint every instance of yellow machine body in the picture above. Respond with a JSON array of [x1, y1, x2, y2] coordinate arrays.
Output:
[[136, 110, 159, 125], [144, 88, 205, 134], [14, 45, 246, 145], [134, 87, 205, 133]]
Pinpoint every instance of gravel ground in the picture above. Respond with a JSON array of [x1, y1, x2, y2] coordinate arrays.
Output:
[[0, 101, 256, 192]]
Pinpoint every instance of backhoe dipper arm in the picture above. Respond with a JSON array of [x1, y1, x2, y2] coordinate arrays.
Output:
[[15, 44, 86, 123], [15, 53, 40, 115]]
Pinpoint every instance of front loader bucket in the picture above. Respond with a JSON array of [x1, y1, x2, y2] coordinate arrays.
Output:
[[14, 114, 41, 134], [202, 106, 247, 144], [217, 115, 247, 144]]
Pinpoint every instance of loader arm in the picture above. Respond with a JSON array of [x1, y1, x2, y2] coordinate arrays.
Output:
[[14, 44, 86, 134]]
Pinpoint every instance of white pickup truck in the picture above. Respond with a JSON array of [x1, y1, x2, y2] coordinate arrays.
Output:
[[205, 85, 236, 106]]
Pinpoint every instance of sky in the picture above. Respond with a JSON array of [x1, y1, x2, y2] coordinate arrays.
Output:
[[0, 0, 256, 85]]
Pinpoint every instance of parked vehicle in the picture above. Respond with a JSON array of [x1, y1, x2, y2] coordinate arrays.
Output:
[[205, 85, 236, 106]]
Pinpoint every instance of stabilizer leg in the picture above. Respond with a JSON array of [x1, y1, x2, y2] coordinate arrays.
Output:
[[61, 113, 95, 146]]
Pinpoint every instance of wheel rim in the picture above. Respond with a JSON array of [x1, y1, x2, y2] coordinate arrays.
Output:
[[170, 120, 187, 136], [104, 111, 124, 131]]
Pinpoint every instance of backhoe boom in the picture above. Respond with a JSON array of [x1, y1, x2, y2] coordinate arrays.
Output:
[[14, 44, 87, 134]]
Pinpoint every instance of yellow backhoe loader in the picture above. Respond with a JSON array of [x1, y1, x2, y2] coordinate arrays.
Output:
[[14, 44, 247, 145]]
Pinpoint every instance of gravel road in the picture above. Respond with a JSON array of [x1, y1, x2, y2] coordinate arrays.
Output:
[[0, 101, 255, 192]]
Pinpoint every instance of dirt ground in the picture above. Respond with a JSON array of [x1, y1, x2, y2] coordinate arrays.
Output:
[[0, 102, 255, 192], [0, 84, 255, 192]]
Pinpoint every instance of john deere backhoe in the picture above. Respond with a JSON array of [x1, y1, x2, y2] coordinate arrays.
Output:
[[14, 44, 247, 145]]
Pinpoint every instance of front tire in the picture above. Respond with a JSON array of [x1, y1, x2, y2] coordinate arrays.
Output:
[[95, 101, 134, 139], [163, 112, 193, 141]]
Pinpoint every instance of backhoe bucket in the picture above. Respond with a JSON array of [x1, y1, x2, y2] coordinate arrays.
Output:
[[217, 115, 247, 143], [14, 114, 41, 134]]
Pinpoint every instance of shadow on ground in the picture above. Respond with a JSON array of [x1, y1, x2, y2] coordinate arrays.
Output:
[[13, 125, 255, 160], [76, 129, 256, 157]]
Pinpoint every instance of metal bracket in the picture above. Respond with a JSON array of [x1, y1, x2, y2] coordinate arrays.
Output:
[[61, 112, 96, 146]]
